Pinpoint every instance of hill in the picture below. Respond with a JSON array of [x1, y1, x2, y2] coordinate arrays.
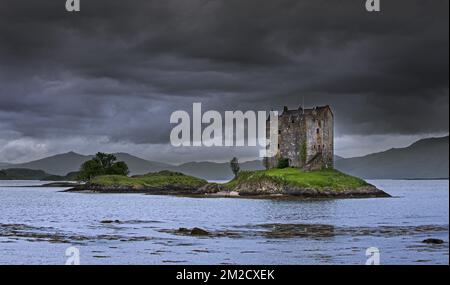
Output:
[[12, 152, 91, 176], [0, 168, 53, 180], [335, 136, 449, 179], [11, 152, 173, 176]]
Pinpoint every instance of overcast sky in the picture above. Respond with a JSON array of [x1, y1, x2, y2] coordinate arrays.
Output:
[[0, 0, 448, 164]]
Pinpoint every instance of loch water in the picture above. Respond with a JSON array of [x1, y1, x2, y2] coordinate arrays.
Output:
[[0, 180, 448, 265]]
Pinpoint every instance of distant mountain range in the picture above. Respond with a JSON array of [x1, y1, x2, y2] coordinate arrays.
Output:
[[0, 162, 11, 168], [175, 160, 265, 180], [0, 168, 53, 180], [0, 168, 78, 181], [0, 136, 448, 180], [6, 152, 172, 177], [335, 136, 449, 179]]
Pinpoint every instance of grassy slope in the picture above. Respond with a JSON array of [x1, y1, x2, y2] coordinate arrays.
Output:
[[90, 171, 207, 188], [225, 168, 370, 190]]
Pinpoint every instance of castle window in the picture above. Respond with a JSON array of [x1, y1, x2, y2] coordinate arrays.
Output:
[[316, 128, 320, 134]]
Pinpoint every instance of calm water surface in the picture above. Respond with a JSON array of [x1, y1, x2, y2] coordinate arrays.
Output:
[[0, 180, 448, 265]]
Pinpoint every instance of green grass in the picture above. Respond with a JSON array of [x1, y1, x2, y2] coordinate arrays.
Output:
[[90, 170, 207, 188], [89, 169, 369, 192], [225, 168, 370, 190]]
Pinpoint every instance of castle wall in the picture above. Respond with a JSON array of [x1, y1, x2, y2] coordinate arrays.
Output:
[[322, 110, 334, 168], [277, 112, 306, 168], [305, 115, 318, 162], [264, 117, 279, 169], [305, 110, 334, 169]]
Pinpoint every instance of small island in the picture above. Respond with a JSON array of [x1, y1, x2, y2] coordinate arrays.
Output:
[[72, 170, 208, 195], [68, 168, 390, 199], [216, 168, 390, 198]]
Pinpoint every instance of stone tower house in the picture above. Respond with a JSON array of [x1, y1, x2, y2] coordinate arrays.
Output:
[[264, 105, 334, 170]]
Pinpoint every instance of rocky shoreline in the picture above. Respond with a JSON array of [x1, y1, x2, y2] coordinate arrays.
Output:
[[66, 178, 390, 199], [67, 183, 204, 195]]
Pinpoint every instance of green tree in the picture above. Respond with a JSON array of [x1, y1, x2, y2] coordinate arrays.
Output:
[[107, 161, 130, 176], [77, 159, 104, 181], [94, 152, 117, 169], [230, 157, 240, 177], [77, 152, 129, 181]]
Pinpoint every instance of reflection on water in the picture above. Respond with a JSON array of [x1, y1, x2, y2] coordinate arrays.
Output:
[[0, 179, 448, 265]]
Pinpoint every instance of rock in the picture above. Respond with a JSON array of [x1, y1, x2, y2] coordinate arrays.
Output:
[[197, 183, 224, 194], [235, 178, 284, 196], [41, 182, 82, 187], [422, 238, 445, 244], [190, 227, 210, 236], [176, 227, 210, 236], [235, 179, 390, 198], [100, 220, 121, 224], [261, 223, 336, 238]]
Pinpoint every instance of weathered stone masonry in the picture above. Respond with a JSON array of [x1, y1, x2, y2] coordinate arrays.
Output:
[[264, 105, 334, 170]]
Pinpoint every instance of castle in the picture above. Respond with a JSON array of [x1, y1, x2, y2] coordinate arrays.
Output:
[[264, 105, 334, 170]]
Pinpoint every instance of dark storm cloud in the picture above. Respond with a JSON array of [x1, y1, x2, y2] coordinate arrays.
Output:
[[0, 0, 448, 151]]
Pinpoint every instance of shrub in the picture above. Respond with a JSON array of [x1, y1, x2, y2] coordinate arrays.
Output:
[[230, 157, 240, 177], [277, 158, 290, 169]]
